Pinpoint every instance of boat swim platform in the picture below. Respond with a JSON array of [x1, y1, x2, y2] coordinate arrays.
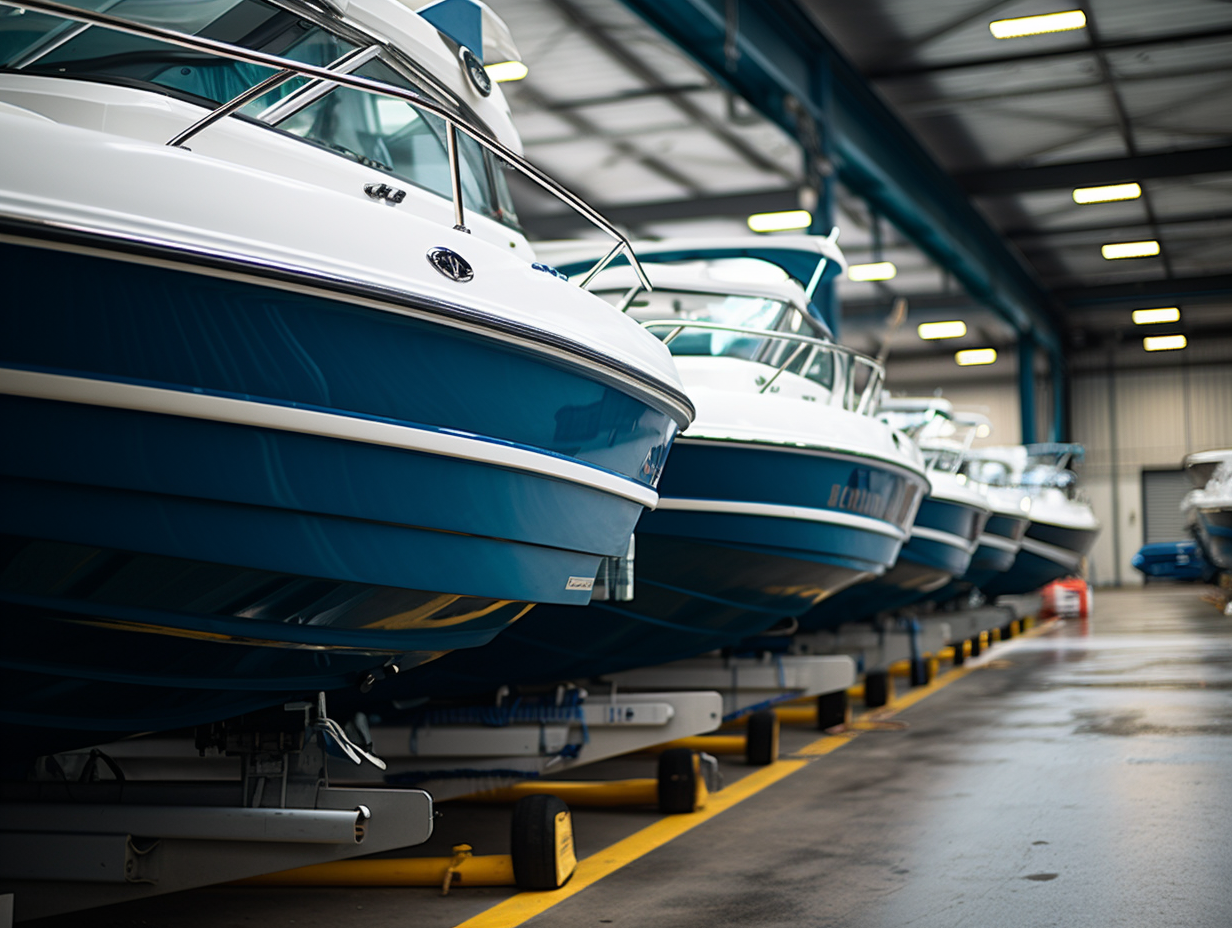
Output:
[[16, 584, 1232, 928]]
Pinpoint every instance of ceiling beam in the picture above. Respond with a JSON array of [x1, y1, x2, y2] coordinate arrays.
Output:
[[617, 0, 1062, 355], [958, 146, 1232, 196], [999, 210, 1232, 240], [867, 25, 1232, 80], [518, 187, 800, 238], [1055, 274, 1232, 308]]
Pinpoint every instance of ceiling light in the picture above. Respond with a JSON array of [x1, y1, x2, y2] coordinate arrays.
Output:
[[747, 210, 812, 233], [956, 348, 997, 366], [485, 60, 528, 82], [989, 10, 1086, 39], [847, 262, 897, 282], [1143, 334, 1187, 352], [918, 320, 967, 340], [1073, 182, 1141, 204], [1132, 307, 1180, 325], [1102, 240, 1159, 260]]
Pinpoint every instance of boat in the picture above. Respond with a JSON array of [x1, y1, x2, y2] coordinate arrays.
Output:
[[1183, 450, 1232, 580], [0, 0, 692, 761], [365, 236, 930, 698], [976, 444, 1101, 598], [795, 398, 991, 631], [1131, 541, 1209, 582]]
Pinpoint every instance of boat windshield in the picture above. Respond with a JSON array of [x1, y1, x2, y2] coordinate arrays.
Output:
[[600, 287, 838, 391], [0, 0, 520, 230]]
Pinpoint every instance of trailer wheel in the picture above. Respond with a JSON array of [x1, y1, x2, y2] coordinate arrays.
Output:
[[864, 670, 891, 708], [909, 657, 931, 687], [657, 748, 701, 814], [969, 634, 982, 657], [816, 690, 849, 730], [511, 795, 576, 890], [745, 710, 779, 765]]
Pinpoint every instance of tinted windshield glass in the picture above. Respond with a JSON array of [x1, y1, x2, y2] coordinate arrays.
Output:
[[1, 0, 520, 229]]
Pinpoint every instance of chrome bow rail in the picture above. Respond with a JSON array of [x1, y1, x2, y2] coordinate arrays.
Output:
[[641, 320, 886, 414], [4, 0, 652, 292]]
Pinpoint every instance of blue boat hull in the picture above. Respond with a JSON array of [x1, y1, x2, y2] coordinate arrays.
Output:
[[1132, 541, 1209, 581], [981, 521, 1099, 597], [1193, 509, 1232, 572], [365, 439, 925, 697], [797, 494, 986, 630], [0, 231, 683, 757]]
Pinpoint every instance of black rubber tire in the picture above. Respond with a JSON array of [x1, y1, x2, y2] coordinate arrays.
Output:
[[816, 689, 849, 730], [969, 634, 983, 657], [657, 747, 700, 814], [511, 794, 574, 890], [909, 657, 931, 687], [745, 709, 779, 765], [951, 641, 965, 666], [1001, 622, 1015, 640], [864, 670, 890, 708]]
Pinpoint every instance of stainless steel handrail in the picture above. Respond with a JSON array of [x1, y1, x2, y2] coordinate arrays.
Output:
[[642, 319, 885, 414], [5, 0, 652, 292]]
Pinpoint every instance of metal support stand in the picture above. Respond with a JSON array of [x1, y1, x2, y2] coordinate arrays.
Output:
[[1, 700, 432, 922], [606, 653, 856, 721]]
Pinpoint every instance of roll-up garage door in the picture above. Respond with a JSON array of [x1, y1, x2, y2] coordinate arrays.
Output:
[[1141, 468, 1192, 544]]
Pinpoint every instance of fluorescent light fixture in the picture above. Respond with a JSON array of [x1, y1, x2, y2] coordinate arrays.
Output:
[[955, 348, 997, 366], [747, 209, 812, 233], [1073, 182, 1141, 204], [917, 320, 967, 340], [990, 10, 1086, 39], [1143, 334, 1187, 352], [1132, 307, 1180, 325], [1102, 240, 1159, 260], [847, 261, 897, 282], [485, 60, 528, 82]]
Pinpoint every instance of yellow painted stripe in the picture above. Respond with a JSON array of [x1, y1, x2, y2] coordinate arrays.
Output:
[[451, 759, 807, 928], [451, 614, 1053, 928]]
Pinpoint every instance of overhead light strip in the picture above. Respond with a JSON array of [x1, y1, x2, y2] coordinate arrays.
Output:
[[918, 320, 967, 340], [1073, 182, 1141, 204], [955, 348, 997, 366], [1132, 307, 1180, 325], [990, 10, 1087, 39], [1102, 240, 1159, 260], [747, 210, 812, 233], [847, 262, 897, 282], [1143, 335, 1187, 352]]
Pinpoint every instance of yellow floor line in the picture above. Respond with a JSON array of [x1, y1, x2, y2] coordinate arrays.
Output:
[[450, 759, 807, 928], [451, 615, 1051, 928]]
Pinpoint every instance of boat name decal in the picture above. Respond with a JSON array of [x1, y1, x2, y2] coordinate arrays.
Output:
[[427, 247, 474, 282], [566, 576, 595, 591], [828, 484, 890, 519]]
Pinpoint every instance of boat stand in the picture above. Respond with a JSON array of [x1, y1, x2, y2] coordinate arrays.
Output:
[[603, 654, 857, 721], [0, 699, 431, 922], [331, 689, 726, 802]]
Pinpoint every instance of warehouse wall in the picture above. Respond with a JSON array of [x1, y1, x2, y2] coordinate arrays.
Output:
[[1071, 350, 1232, 587]]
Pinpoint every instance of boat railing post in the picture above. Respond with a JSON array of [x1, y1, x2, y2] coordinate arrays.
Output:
[[167, 68, 299, 148], [575, 242, 624, 291], [445, 121, 468, 233], [759, 339, 809, 394]]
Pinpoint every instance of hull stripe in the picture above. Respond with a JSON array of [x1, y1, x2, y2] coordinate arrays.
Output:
[[977, 532, 1020, 553], [909, 525, 977, 552], [1019, 536, 1084, 571], [0, 367, 659, 508], [654, 497, 908, 540]]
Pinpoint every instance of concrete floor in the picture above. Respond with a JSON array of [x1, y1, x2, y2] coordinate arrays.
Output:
[[26, 584, 1232, 927]]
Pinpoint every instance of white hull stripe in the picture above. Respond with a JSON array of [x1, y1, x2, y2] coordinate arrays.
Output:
[[977, 532, 1020, 553], [654, 497, 907, 540], [1019, 536, 1084, 571], [0, 367, 659, 508], [909, 525, 977, 553]]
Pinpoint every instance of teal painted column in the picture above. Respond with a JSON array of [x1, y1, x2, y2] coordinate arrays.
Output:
[[1019, 333, 1037, 445], [808, 47, 839, 338]]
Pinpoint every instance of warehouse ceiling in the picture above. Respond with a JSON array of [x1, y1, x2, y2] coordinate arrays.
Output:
[[489, 0, 1232, 365]]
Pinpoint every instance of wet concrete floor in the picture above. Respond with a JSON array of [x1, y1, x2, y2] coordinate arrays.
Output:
[[27, 584, 1232, 927]]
